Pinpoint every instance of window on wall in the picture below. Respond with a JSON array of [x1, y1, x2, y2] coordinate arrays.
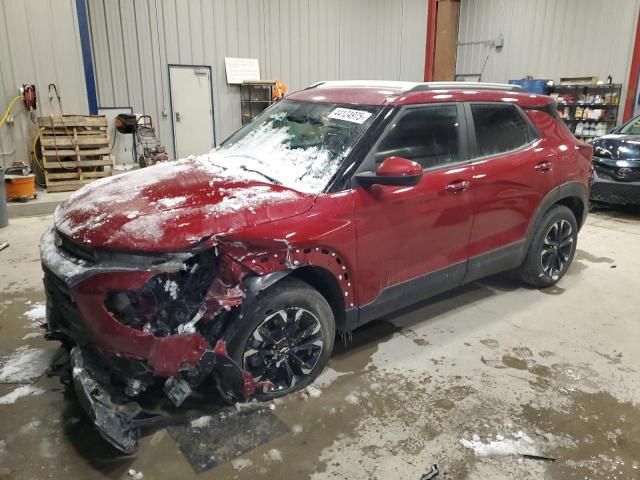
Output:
[[471, 103, 538, 157], [374, 105, 461, 169]]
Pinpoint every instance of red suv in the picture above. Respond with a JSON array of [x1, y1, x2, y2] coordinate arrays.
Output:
[[41, 81, 592, 452]]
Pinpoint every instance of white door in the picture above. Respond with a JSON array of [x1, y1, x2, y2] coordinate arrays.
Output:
[[169, 66, 215, 158]]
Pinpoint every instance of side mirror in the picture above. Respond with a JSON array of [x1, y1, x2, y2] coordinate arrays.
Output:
[[355, 156, 423, 187]]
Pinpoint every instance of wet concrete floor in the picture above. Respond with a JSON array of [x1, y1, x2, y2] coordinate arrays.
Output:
[[0, 209, 639, 479]]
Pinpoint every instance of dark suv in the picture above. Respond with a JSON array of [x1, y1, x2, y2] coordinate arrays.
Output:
[[591, 113, 640, 205], [41, 81, 592, 452]]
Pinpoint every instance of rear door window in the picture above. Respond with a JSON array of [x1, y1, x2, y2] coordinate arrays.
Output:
[[471, 103, 538, 157], [374, 105, 461, 169]]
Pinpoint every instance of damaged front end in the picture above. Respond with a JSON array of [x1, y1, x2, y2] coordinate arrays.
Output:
[[41, 227, 271, 453]]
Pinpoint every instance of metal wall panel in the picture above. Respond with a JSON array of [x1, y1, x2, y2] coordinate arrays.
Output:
[[456, 0, 640, 108], [87, 0, 428, 157], [0, 0, 88, 167]]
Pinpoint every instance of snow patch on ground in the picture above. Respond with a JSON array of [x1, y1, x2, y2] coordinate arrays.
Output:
[[0, 346, 54, 383], [263, 448, 283, 462], [0, 385, 45, 404], [313, 367, 346, 389], [231, 458, 253, 471], [345, 392, 360, 405], [19, 418, 42, 433], [190, 416, 211, 428], [127, 468, 144, 479], [306, 385, 322, 398], [21, 333, 41, 340], [459, 431, 537, 457], [23, 303, 46, 327]]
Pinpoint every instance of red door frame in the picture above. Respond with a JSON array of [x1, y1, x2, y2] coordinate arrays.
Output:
[[424, 0, 438, 81], [623, 6, 640, 121]]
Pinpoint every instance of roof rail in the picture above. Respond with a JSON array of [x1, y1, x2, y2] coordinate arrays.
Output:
[[304, 81, 326, 90], [410, 82, 525, 92]]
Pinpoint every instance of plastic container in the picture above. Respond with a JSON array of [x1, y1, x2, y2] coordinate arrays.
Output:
[[508, 79, 550, 94], [4, 174, 36, 201], [0, 167, 8, 228]]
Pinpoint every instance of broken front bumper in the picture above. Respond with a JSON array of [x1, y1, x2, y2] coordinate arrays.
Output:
[[69, 343, 256, 454], [41, 227, 209, 377], [70, 347, 162, 454], [41, 227, 261, 452]]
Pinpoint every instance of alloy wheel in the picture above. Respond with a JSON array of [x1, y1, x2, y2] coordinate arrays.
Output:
[[243, 307, 324, 393], [540, 219, 574, 278]]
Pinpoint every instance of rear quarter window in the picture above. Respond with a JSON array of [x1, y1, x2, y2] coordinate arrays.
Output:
[[471, 103, 538, 157]]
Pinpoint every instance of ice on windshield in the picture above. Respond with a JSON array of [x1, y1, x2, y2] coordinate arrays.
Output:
[[210, 101, 380, 193]]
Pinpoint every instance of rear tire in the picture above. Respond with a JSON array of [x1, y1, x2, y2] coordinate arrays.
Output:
[[229, 277, 335, 400], [519, 205, 578, 288]]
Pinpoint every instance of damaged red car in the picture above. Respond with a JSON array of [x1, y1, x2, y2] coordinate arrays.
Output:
[[41, 81, 592, 453]]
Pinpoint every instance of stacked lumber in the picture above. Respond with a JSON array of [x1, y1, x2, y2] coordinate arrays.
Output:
[[37, 115, 114, 192]]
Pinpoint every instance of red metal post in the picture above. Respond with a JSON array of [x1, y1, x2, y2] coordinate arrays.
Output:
[[623, 6, 640, 122], [424, 0, 438, 81]]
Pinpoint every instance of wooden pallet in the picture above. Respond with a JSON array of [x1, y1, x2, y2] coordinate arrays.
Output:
[[37, 115, 114, 192]]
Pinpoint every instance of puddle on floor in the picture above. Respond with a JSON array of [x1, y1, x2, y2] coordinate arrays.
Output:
[[521, 390, 640, 479], [575, 249, 615, 264], [331, 320, 400, 373]]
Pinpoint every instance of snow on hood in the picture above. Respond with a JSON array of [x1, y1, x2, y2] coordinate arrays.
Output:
[[54, 157, 315, 252]]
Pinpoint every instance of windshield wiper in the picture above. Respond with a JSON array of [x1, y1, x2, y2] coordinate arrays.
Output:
[[220, 154, 282, 185], [238, 165, 282, 185]]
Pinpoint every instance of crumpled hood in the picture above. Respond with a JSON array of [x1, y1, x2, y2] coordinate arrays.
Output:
[[592, 134, 640, 161], [54, 158, 315, 252]]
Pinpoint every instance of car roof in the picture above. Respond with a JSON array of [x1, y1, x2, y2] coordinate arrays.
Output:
[[287, 80, 554, 109]]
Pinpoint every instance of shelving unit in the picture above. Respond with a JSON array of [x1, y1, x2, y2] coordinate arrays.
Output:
[[240, 81, 277, 125], [547, 83, 622, 141]]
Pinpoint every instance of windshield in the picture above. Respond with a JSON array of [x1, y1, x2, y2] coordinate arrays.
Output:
[[213, 100, 381, 193], [620, 116, 640, 135]]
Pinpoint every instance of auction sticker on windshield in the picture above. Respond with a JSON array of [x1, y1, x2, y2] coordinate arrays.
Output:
[[328, 108, 373, 124]]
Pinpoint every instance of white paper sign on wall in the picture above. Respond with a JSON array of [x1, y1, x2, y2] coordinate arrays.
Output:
[[224, 57, 261, 84]]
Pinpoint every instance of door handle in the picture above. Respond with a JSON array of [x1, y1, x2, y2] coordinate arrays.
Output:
[[445, 180, 471, 193], [175, 112, 181, 122], [534, 160, 552, 172]]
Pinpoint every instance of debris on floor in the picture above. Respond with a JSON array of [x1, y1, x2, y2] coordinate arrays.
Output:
[[0, 241, 9, 252], [167, 404, 288, 473], [522, 453, 556, 462], [420, 464, 440, 480]]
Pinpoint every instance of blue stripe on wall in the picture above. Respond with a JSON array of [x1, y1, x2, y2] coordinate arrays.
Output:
[[75, 0, 98, 114]]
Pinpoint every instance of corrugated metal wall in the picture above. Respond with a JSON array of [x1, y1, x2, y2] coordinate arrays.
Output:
[[456, 0, 640, 114], [0, 0, 88, 168], [87, 0, 428, 156]]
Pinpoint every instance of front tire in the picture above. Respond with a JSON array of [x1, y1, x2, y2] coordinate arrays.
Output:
[[230, 277, 335, 400], [519, 205, 578, 288]]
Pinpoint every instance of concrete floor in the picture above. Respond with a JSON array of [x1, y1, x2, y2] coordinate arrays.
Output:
[[6, 189, 71, 219], [1, 209, 639, 479]]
